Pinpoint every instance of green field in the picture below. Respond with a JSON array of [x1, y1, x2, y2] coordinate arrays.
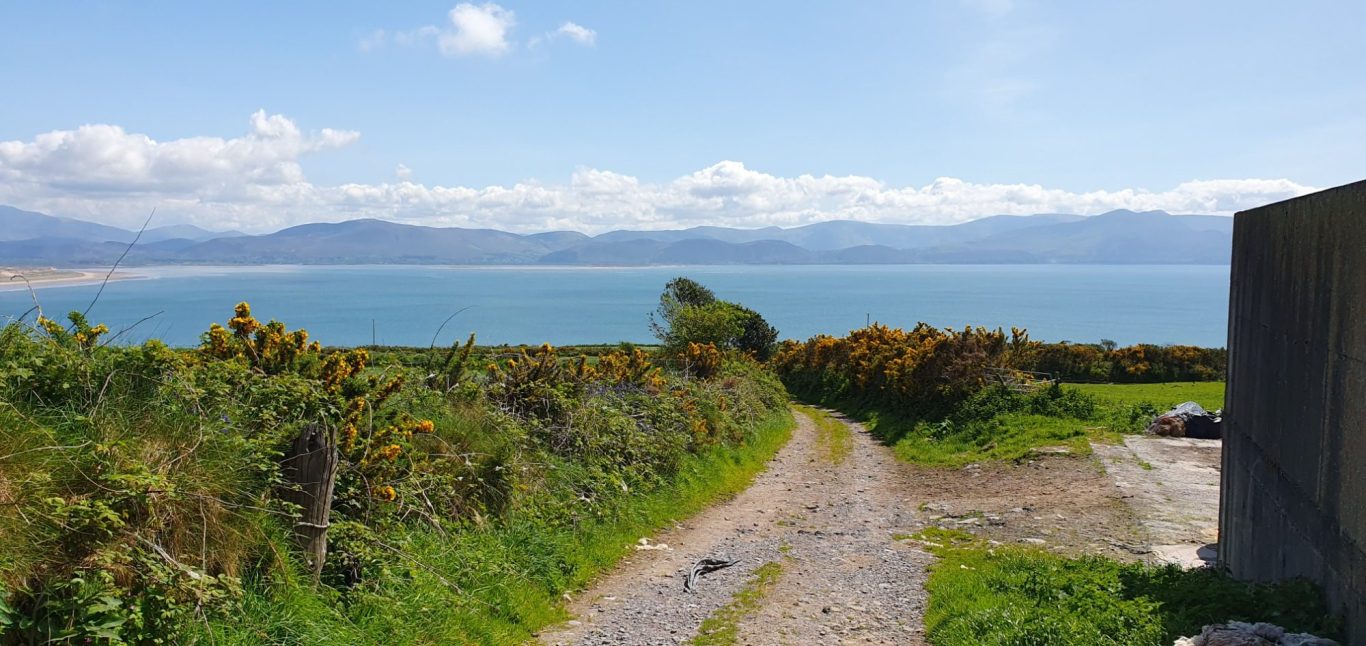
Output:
[[1070, 381, 1225, 411], [859, 381, 1226, 467]]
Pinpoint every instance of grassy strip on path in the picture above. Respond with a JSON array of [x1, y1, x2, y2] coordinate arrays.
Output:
[[198, 409, 796, 646], [793, 403, 853, 465], [691, 560, 786, 646], [912, 528, 1340, 646]]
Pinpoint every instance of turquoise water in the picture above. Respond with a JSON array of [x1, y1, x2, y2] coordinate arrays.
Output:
[[0, 265, 1230, 348]]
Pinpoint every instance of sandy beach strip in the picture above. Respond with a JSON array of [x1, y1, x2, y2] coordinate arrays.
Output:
[[0, 268, 143, 292]]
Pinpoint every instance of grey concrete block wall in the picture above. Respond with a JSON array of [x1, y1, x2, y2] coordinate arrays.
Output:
[[1221, 179, 1366, 644]]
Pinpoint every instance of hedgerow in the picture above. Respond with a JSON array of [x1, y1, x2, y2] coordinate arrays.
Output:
[[0, 302, 789, 644]]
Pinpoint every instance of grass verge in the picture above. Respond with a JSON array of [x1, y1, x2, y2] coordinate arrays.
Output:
[[914, 528, 1341, 645], [793, 403, 853, 465], [691, 560, 785, 646], [198, 409, 796, 645]]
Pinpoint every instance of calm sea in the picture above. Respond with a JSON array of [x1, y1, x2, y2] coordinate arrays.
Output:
[[0, 265, 1230, 348]]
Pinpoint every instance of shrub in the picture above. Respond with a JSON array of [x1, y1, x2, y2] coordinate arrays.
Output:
[[651, 277, 778, 361], [1, 302, 791, 643], [772, 323, 1030, 419]]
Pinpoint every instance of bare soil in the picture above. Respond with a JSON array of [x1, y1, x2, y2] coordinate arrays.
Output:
[[908, 445, 1148, 560]]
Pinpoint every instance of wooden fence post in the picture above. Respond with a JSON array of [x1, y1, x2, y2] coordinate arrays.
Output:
[[279, 423, 338, 581]]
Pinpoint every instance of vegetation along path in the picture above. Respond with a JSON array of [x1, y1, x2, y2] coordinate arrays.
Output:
[[540, 406, 933, 645]]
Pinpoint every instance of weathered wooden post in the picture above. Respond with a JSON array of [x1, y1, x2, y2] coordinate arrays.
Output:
[[279, 423, 338, 581]]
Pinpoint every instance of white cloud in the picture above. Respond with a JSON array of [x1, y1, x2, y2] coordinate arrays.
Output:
[[555, 22, 596, 47], [439, 3, 516, 57], [0, 110, 356, 198], [0, 113, 1319, 234], [530, 21, 597, 49], [364, 6, 595, 58]]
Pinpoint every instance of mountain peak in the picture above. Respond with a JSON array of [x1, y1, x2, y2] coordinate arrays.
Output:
[[1094, 209, 1171, 219]]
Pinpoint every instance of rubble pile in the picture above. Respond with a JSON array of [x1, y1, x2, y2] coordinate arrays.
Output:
[[1148, 401, 1223, 439], [1174, 621, 1339, 646]]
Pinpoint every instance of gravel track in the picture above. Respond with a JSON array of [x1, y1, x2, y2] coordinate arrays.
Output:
[[538, 408, 931, 645]]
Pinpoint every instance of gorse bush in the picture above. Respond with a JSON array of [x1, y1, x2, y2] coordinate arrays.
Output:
[[772, 323, 1034, 419], [772, 324, 1221, 465], [774, 324, 1225, 421], [1015, 340, 1225, 383], [0, 301, 790, 644]]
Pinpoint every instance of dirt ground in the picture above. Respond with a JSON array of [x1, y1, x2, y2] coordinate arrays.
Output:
[[537, 409, 1186, 645], [906, 446, 1148, 560]]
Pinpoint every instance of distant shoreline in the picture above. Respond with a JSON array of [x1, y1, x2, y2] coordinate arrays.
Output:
[[0, 267, 143, 292]]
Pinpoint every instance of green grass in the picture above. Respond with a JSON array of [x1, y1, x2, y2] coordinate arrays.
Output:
[[197, 409, 796, 645], [882, 412, 1096, 467], [847, 382, 1226, 467], [1072, 382, 1225, 412], [691, 560, 785, 646], [916, 529, 1341, 646], [792, 403, 853, 465]]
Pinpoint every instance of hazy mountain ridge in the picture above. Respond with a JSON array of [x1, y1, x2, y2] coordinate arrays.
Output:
[[0, 206, 1232, 266]]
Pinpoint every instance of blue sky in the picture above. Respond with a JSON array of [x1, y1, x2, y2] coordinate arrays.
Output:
[[0, 1, 1361, 233]]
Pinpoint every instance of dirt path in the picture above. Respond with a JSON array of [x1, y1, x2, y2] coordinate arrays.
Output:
[[538, 409, 1152, 645], [538, 408, 932, 645]]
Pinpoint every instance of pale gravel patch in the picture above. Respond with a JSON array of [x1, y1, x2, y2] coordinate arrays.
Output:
[[1094, 435, 1222, 567]]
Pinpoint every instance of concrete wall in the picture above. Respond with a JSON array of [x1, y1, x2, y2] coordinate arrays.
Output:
[[1221, 179, 1366, 644]]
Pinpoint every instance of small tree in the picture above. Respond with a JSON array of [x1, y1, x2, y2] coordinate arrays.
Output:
[[734, 304, 778, 361], [651, 277, 778, 360], [650, 277, 717, 341]]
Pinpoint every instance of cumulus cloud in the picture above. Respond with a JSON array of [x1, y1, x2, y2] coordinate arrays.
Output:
[[0, 113, 1318, 234], [357, 4, 513, 57], [365, 5, 597, 58], [438, 3, 515, 57], [0, 110, 356, 198]]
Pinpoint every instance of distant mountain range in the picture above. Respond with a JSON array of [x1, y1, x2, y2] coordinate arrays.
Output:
[[0, 204, 1232, 266]]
